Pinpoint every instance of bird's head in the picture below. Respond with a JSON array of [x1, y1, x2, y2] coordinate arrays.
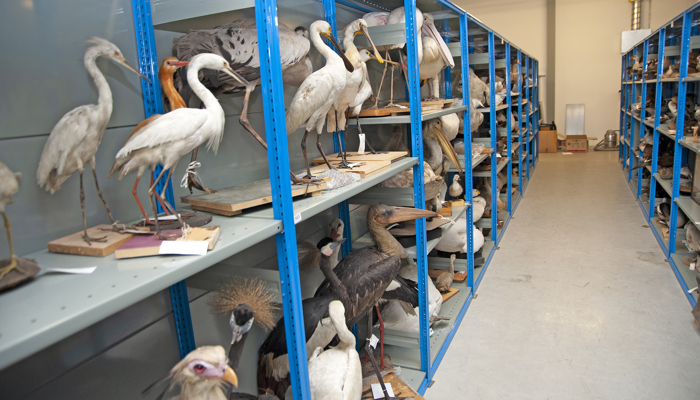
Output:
[[172, 346, 238, 388], [312, 20, 355, 73], [367, 205, 438, 227], [190, 53, 248, 87], [424, 118, 463, 173], [295, 26, 309, 39], [230, 304, 255, 344], [317, 237, 346, 257], [87, 36, 149, 82], [161, 57, 189, 72], [350, 19, 384, 63], [329, 218, 344, 241]]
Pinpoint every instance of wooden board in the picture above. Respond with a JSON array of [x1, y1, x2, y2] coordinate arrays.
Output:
[[438, 206, 453, 217], [429, 268, 468, 283], [313, 151, 407, 165], [440, 287, 460, 303], [361, 372, 424, 400], [309, 160, 390, 179], [181, 178, 328, 215], [449, 199, 466, 207], [47, 225, 141, 257], [115, 226, 221, 259], [349, 108, 392, 117]]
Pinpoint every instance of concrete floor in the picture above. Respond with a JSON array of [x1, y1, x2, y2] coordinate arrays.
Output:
[[425, 150, 700, 400]]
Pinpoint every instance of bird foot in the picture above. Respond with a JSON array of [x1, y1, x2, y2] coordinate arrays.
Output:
[[110, 222, 129, 233], [291, 176, 322, 185], [0, 258, 24, 281], [82, 233, 107, 245]]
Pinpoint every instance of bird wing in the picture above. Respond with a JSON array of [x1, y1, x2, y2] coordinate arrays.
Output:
[[285, 70, 336, 134], [115, 109, 208, 158]]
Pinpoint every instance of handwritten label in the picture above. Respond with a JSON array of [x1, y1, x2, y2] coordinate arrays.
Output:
[[294, 213, 302, 225]]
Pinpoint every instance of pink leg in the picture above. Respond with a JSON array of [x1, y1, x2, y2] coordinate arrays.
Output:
[[375, 304, 385, 370]]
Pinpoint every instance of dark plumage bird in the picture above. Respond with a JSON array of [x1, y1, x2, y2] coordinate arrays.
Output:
[[656, 201, 688, 228]]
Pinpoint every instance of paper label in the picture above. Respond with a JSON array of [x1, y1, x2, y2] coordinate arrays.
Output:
[[294, 213, 302, 225], [145, 215, 178, 222], [50, 267, 97, 274], [358, 133, 366, 155], [159, 241, 208, 256], [369, 334, 379, 349], [430, 328, 434, 337], [371, 383, 394, 399], [691, 262, 696, 271]]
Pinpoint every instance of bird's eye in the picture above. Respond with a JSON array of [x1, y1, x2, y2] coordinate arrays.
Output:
[[114, 51, 120, 57], [194, 364, 205, 373]]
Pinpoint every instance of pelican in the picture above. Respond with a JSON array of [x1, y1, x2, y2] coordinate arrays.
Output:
[[0, 162, 22, 280], [423, 118, 463, 175], [308, 301, 362, 400], [435, 216, 484, 254], [405, 12, 454, 100], [122, 57, 190, 223], [286, 20, 354, 179], [146, 346, 238, 400], [109, 54, 247, 238], [327, 19, 383, 166], [36, 37, 148, 244]]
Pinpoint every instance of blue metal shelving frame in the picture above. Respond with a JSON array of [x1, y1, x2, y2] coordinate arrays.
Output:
[[620, 4, 699, 308]]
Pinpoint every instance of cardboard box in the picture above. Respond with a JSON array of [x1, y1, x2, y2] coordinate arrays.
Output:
[[565, 135, 588, 152], [540, 129, 558, 153]]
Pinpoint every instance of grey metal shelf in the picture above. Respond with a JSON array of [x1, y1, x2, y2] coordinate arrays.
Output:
[[448, 153, 490, 173], [347, 106, 467, 126], [0, 215, 283, 370], [151, 0, 254, 32], [670, 253, 700, 301], [680, 137, 700, 153], [473, 157, 509, 177], [245, 157, 418, 221], [657, 124, 675, 139], [654, 172, 674, 196], [675, 197, 700, 226]]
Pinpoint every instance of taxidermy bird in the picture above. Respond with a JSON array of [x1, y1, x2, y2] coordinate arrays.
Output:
[[423, 118, 463, 175], [685, 221, 700, 258], [209, 278, 279, 371], [472, 190, 487, 223], [656, 201, 687, 228], [436, 254, 456, 293], [347, 49, 386, 154], [435, 214, 484, 254], [146, 345, 238, 400], [449, 175, 463, 198], [307, 300, 362, 400], [406, 12, 455, 100], [297, 219, 345, 273], [469, 68, 489, 105], [109, 54, 247, 239], [36, 37, 148, 244], [172, 19, 311, 150], [0, 161, 22, 280], [286, 20, 354, 179], [326, 19, 383, 164]]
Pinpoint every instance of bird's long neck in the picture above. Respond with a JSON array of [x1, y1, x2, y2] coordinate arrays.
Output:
[[320, 257, 350, 307], [311, 30, 344, 70], [228, 335, 247, 371], [84, 49, 113, 119], [329, 304, 355, 348], [188, 66, 222, 114], [369, 221, 407, 258], [160, 68, 187, 110]]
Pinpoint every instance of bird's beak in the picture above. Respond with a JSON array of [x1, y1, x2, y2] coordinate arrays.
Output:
[[231, 330, 242, 345], [421, 19, 454, 68], [222, 65, 250, 87], [119, 57, 150, 82], [433, 124, 464, 174], [330, 229, 341, 240], [322, 30, 355, 73], [170, 60, 189, 68], [215, 366, 238, 388], [384, 206, 439, 224], [330, 238, 346, 250], [360, 25, 384, 63]]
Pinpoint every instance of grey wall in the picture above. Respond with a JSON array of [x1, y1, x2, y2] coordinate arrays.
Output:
[[0, 0, 408, 398]]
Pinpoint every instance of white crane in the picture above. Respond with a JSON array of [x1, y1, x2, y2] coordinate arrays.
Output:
[[327, 19, 383, 166], [36, 37, 148, 244], [109, 54, 247, 238], [308, 300, 362, 400], [0, 161, 22, 280], [285, 20, 354, 179]]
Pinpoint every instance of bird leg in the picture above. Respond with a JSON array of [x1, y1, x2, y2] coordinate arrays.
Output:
[[79, 170, 107, 245], [0, 212, 24, 281], [317, 132, 335, 170], [375, 304, 386, 370], [239, 83, 269, 149], [131, 174, 153, 224], [387, 52, 396, 108], [371, 51, 391, 110], [91, 167, 115, 225], [185, 147, 217, 194], [365, 310, 394, 400], [148, 168, 181, 240]]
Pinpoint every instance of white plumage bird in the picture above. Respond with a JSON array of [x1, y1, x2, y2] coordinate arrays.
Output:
[[36, 37, 148, 244], [415, 13, 455, 99], [0, 161, 22, 280], [449, 175, 463, 198], [156, 345, 238, 400], [435, 215, 484, 254], [285, 20, 354, 179], [109, 53, 246, 238], [308, 301, 362, 400]]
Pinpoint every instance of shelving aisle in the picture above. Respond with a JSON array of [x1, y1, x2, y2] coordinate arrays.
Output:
[[427, 151, 700, 399]]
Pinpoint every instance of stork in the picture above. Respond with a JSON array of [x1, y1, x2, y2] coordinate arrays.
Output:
[[0, 161, 22, 280]]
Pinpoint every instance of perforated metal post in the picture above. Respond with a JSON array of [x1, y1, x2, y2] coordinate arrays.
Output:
[[255, 1, 311, 398], [505, 44, 512, 213], [462, 14, 475, 291], [629, 47, 638, 183], [517, 50, 523, 193], [637, 40, 649, 199], [404, 0, 430, 377], [488, 32, 498, 241], [443, 18, 452, 99], [649, 28, 666, 219], [131, 0, 194, 358], [668, 11, 692, 254], [619, 54, 625, 162]]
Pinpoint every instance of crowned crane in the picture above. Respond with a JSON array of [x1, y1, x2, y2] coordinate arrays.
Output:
[[0, 162, 22, 280], [286, 20, 354, 179], [327, 21, 383, 163], [36, 37, 148, 244], [308, 301, 362, 400], [146, 345, 238, 400], [109, 54, 247, 238], [121, 57, 190, 223], [173, 19, 312, 190], [314, 205, 437, 369]]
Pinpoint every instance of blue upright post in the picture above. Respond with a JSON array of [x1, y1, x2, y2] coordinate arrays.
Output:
[[524, 54, 530, 182], [517, 50, 523, 194], [529, 57, 535, 171], [254, 1, 311, 398], [488, 32, 498, 242], [668, 12, 692, 254], [648, 29, 665, 219], [131, 0, 194, 358], [403, 0, 430, 378], [443, 18, 452, 99], [505, 44, 513, 214], [638, 40, 649, 200], [629, 47, 639, 183], [461, 14, 475, 291]]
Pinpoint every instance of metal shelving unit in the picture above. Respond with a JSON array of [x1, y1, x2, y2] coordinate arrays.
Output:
[[619, 2, 700, 307]]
